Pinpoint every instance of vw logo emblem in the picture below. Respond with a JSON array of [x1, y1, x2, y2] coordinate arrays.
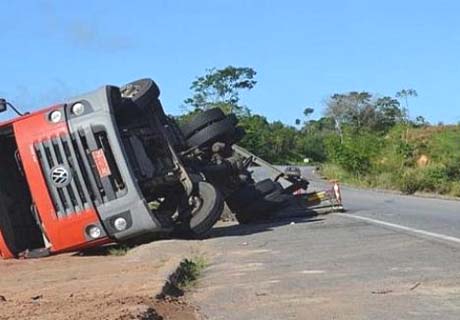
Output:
[[50, 165, 72, 188]]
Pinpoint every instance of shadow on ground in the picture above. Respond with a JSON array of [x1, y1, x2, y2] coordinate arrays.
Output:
[[77, 205, 323, 256], [208, 216, 324, 239]]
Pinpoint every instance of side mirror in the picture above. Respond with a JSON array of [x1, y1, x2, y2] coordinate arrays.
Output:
[[0, 99, 6, 113], [0, 98, 23, 115]]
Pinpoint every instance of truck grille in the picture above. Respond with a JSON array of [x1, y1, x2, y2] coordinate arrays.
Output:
[[34, 129, 125, 218]]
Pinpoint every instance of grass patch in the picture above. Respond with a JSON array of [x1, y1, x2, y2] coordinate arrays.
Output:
[[157, 256, 208, 299], [174, 256, 208, 290], [107, 244, 130, 256]]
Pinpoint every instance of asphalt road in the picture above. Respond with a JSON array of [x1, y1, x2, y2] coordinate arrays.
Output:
[[191, 166, 460, 320]]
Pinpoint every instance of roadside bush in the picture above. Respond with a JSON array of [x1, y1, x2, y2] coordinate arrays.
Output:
[[399, 168, 424, 194], [398, 165, 452, 195], [450, 182, 460, 198], [324, 132, 382, 176], [419, 164, 449, 193], [428, 129, 460, 164], [445, 156, 460, 180], [320, 163, 349, 181], [371, 172, 399, 190]]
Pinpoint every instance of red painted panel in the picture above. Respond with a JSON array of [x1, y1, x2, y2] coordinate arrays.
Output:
[[0, 231, 14, 259], [12, 106, 110, 254]]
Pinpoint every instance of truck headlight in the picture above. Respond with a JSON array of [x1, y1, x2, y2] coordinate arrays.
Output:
[[71, 102, 85, 116], [87, 225, 102, 239], [49, 110, 62, 123], [113, 217, 128, 231]]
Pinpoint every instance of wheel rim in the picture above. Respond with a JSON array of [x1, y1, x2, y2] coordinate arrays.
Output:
[[121, 84, 141, 98], [189, 195, 204, 217]]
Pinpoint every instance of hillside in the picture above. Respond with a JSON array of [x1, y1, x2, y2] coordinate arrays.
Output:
[[322, 124, 460, 197]]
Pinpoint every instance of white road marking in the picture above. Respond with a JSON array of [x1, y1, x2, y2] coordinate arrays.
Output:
[[342, 213, 460, 244], [265, 280, 281, 284], [300, 270, 325, 274]]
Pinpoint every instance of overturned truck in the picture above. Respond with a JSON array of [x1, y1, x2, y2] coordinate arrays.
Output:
[[0, 79, 335, 259]]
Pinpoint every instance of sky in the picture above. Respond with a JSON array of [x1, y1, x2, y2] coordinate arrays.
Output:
[[1, 0, 459, 125]]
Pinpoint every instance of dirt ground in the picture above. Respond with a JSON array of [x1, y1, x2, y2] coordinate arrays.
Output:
[[0, 240, 203, 320]]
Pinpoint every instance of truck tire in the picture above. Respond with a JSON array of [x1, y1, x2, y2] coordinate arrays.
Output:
[[165, 116, 187, 149], [232, 127, 246, 143], [118, 78, 167, 124], [225, 184, 261, 212], [254, 179, 279, 196], [234, 190, 292, 225], [181, 108, 226, 139], [186, 117, 236, 148], [120, 78, 160, 107], [186, 181, 224, 236], [264, 189, 292, 205], [226, 113, 238, 126]]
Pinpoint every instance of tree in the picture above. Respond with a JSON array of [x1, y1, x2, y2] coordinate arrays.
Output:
[[413, 115, 429, 127], [307, 117, 336, 133], [347, 91, 373, 130], [304, 107, 314, 118], [184, 66, 257, 115], [324, 91, 374, 141], [324, 94, 348, 142], [396, 89, 418, 143], [375, 96, 400, 110], [396, 88, 418, 118], [300, 107, 315, 132], [375, 96, 404, 131]]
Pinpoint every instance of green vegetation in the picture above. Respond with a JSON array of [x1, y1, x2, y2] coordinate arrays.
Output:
[[183, 65, 256, 116], [181, 66, 460, 198], [166, 256, 208, 292], [320, 123, 460, 197], [157, 256, 208, 300], [107, 244, 130, 256], [175, 256, 208, 289]]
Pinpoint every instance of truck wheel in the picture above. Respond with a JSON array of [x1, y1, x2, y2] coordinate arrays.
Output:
[[165, 116, 187, 149], [232, 127, 246, 144], [186, 181, 224, 236], [181, 108, 226, 139], [120, 78, 160, 106], [227, 180, 281, 212], [119, 78, 168, 125], [264, 189, 293, 205], [255, 179, 279, 196], [226, 113, 238, 126], [234, 190, 292, 225], [225, 184, 261, 212], [186, 117, 236, 148]]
